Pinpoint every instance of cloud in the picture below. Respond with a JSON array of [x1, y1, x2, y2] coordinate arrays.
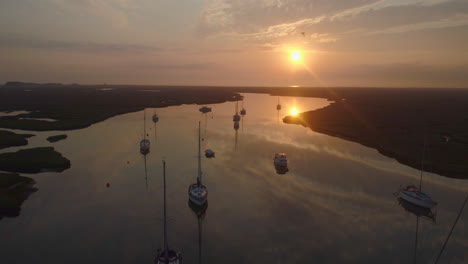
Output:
[[196, 0, 378, 37], [49, 0, 138, 27], [0, 34, 160, 54], [196, 0, 468, 48]]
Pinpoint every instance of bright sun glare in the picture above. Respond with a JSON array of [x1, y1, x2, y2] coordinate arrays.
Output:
[[291, 108, 299, 115], [291, 50, 302, 62]]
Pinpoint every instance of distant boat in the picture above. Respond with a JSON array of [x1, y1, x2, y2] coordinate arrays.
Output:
[[240, 96, 246, 116], [398, 138, 436, 209], [205, 149, 215, 158], [155, 161, 182, 264], [152, 113, 159, 123], [188, 122, 208, 207], [274, 153, 288, 173], [140, 109, 150, 155], [233, 101, 241, 121], [277, 96, 282, 111], [199, 106, 212, 113], [233, 121, 240, 130]]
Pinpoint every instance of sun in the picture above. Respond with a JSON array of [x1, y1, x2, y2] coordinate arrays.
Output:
[[290, 108, 299, 116], [291, 50, 302, 62]]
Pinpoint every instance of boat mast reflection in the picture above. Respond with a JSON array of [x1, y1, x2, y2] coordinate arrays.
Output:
[[188, 198, 207, 264], [276, 96, 281, 124], [396, 196, 436, 264], [155, 161, 182, 264]]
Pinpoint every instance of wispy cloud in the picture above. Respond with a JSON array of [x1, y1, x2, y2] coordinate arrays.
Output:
[[196, 0, 468, 47], [0, 34, 160, 54], [49, 0, 138, 27]]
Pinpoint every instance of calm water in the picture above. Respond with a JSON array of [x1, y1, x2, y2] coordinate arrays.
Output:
[[1, 94, 467, 263]]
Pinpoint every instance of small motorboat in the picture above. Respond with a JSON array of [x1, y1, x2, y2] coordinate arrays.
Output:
[[199, 106, 212, 113], [152, 113, 159, 123], [140, 139, 150, 155], [240, 108, 246, 116], [205, 149, 215, 158], [274, 153, 288, 167], [233, 121, 240, 130], [399, 185, 437, 209]]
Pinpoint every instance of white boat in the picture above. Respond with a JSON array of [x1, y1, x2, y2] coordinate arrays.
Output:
[[140, 139, 150, 155], [399, 185, 437, 209], [188, 122, 208, 207], [140, 109, 150, 155], [156, 161, 182, 264], [205, 149, 215, 158], [199, 106, 212, 113], [152, 113, 159, 123], [274, 153, 288, 167], [398, 138, 437, 209], [233, 101, 241, 121], [240, 97, 246, 116]]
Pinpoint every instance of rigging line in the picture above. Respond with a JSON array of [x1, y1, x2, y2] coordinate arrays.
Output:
[[434, 193, 468, 264], [419, 135, 427, 191], [413, 216, 419, 264]]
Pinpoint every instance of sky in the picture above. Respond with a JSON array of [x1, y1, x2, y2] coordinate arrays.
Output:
[[0, 0, 467, 87]]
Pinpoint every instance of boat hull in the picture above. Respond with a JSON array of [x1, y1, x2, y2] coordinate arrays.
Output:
[[155, 249, 182, 264], [399, 191, 436, 209], [188, 184, 208, 206]]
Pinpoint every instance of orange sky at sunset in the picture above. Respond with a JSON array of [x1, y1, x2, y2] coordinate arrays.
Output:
[[1, 0, 467, 87]]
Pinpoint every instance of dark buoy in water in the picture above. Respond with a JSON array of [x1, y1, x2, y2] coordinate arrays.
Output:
[[127, 161, 130, 164], [106, 183, 110, 188]]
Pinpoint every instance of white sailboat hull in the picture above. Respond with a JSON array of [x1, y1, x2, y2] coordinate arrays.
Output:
[[188, 183, 208, 206], [399, 191, 436, 209]]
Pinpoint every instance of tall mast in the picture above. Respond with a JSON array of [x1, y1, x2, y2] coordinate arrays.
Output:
[[419, 136, 426, 190], [198, 121, 202, 184], [163, 161, 169, 256], [144, 155, 148, 190], [143, 109, 146, 140]]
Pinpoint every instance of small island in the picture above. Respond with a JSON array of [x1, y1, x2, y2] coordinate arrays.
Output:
[[0, 172, 37, 220], [0, 147, 71, 173], [47, 134, 67, 143], [0, 130, 35, 149]]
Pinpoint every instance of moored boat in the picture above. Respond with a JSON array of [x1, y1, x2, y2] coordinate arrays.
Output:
[[199, 106, 212, 113], [188, 122, 208, 207]]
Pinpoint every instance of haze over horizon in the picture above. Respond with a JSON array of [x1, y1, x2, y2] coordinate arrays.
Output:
[[1, 0, 467, 88]]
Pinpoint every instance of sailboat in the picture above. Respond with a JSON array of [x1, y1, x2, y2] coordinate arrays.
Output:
[[240, 95, 246, 116], [199, 106, 212, 114], [276, 96, 282, 111], [233, 101, 241, 122], [188, 122, 208, 207], [140, 109, 150, 155], [398, 138, 437, 209], [155, 161, 182, 264], [152, 109, 159, 123]]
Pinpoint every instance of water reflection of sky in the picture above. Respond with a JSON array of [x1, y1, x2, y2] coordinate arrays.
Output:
[[1, 93, 467, 263]]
